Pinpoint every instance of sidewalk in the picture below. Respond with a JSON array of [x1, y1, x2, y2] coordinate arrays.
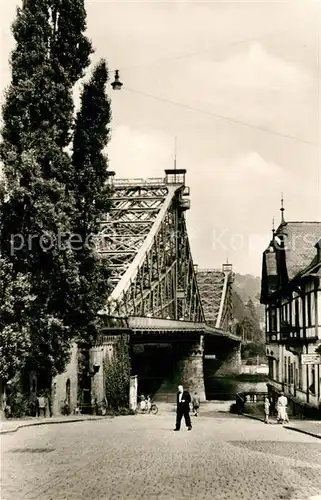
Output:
[[243, 413, 321, 440], [0, 414, 111, 435], [283, 420, 321, 439]]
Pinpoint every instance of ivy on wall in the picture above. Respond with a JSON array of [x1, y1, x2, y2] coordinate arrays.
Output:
[[104, 336, 131, 410]]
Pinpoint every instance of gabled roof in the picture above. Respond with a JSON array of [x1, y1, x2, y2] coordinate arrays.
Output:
[[299, 238, 321, 277], [277, 222, 321, 280], [261, 221, 321, 302]]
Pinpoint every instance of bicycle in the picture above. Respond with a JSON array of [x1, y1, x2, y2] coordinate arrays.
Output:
[[137, 401, 158, 415], [95, 399, 108, 416]]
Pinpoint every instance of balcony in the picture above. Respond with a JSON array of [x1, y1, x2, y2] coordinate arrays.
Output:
[[266, 344, 279, 360], [280, 321, 302, 344], [266, 333, 278, 343]]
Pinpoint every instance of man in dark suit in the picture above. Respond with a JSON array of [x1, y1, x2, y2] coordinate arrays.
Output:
[[174, 384, 192, 431]]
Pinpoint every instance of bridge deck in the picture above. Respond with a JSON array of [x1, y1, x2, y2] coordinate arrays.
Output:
[[99, 316, 241, 341]]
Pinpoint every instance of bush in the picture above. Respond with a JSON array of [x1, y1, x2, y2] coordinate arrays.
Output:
[[104, 336, 131, 410], [244, 402, 265, 416], [10, 394, 30, 418], [104, 407, 135, 417], [116, 407, 136, 416], [229, 403, 238, 414]]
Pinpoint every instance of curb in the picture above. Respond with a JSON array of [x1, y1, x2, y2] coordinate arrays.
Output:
[[242, 413, 321, 440], [283, 425, 321, 440], [242, 413, 264, 422], [0, 416, 112, 435]]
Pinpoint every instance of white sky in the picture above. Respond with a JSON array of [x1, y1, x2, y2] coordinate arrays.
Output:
[[1, 0, 321, 277]]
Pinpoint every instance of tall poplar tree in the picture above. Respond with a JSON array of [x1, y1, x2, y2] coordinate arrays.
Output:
[[0, 0, 93, 390], [70, 60, 112, 344]]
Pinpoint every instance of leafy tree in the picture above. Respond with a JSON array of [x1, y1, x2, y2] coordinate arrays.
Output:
[[0, 259, 33, 382], [241, 342, 266, 359], [241, 299, 263, 343], [232, 290, 248, 323], [70, 60, 112, 346], [0, 0, 92, 390], [104, 336, 131, 410]]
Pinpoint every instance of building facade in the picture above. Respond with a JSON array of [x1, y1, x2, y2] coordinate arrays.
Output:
[[261, 219, 321, 414]]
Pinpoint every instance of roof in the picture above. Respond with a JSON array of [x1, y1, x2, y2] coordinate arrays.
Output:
[[300, 237, 321, 277], [277, 222, 321, 279], [261, 221, 321, 302]]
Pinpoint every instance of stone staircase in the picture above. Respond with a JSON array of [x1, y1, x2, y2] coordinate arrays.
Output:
[[153, 392, 177, 403]]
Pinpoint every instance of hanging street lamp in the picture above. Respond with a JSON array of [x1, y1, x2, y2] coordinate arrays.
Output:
[[111, 70, 123, 90]]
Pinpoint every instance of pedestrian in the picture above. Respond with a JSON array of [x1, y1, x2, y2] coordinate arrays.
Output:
[[276, 392, 289, 424], [37, 393, 46, 417], [45, 388, 52, 417], [264, 396, 270, 424], [174, 384, 192, 431], [192, 391, 200, 416], [139, 394, 146, 412], [146, 395, 152, 413]]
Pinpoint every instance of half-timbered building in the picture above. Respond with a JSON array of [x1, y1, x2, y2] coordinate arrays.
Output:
[[261, 214, 321, 413]]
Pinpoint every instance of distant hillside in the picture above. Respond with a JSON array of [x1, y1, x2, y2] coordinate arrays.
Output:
[[233, 273, 264, 326], [233, 274, 261, 302]]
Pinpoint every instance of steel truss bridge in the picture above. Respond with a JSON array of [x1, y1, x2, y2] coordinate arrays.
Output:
[[97, 169, 239, 343]]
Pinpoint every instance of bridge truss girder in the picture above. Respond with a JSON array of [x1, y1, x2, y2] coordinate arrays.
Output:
[[99, 177, 204, 323], [219, 272, 234, 332], [99, 180, 168, 288], [196, 267, 234, 332], [112, 201, 203, 322]]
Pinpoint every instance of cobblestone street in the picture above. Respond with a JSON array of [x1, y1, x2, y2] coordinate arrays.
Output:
[[2, 408, 321, 500]]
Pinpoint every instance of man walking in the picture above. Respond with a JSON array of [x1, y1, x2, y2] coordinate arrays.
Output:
[[174, 385, 192, 431]]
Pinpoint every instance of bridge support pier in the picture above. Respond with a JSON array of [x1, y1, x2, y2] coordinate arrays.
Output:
[[176, 335, 206, 402]]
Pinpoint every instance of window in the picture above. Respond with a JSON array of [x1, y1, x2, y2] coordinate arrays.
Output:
[[281, 305, 284, 322], [310, 367, 316, 395], [289, 301, 292, 323], [289, 359, 293, 384], [281, 304, 288, 323], [298, 362, 303, 389], [66, 379, 71, 405], [269, 308, 277, 332], [307, 293, 312, 327], [295, 300, 300, 328]]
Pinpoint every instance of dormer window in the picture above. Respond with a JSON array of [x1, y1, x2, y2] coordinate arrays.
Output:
[[274, 233, 288, 250]]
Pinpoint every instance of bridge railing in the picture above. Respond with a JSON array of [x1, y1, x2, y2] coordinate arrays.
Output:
[[195, 269, 224, 274], [113, 177, 165, 187], [235, 391, 268, 414]]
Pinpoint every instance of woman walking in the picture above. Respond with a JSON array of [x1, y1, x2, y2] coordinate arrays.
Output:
[[264, 396, 270, 424]]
